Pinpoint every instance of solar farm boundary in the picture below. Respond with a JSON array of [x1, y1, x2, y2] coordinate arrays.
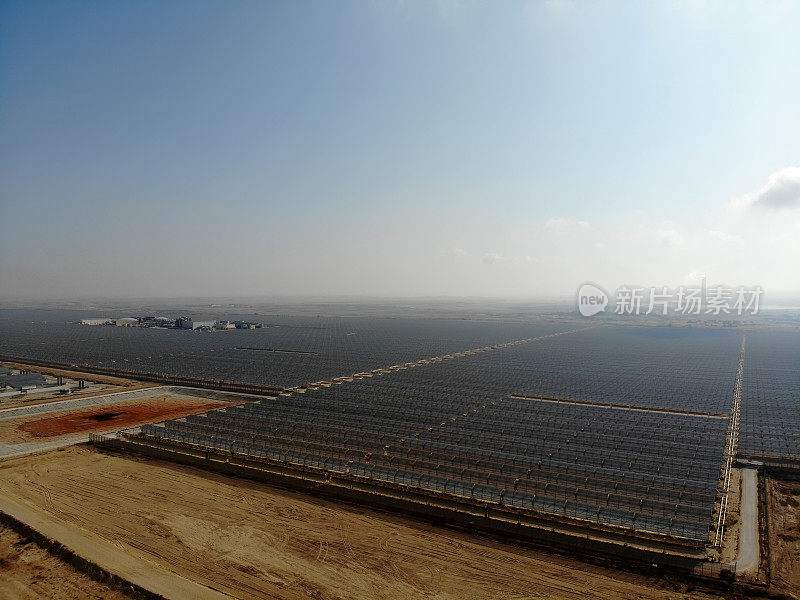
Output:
[[91, 432, 712, 570], [508, 394, 729, 419], [735, 453, 800, 478], [713, 334, 745, 548]]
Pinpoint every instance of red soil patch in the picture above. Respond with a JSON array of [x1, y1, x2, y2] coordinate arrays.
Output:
[[17, 398, 229, 439]]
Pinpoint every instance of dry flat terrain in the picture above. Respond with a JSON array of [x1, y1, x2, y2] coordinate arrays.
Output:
[[0, 524, 130, 600], [0, 446, 731, 600], [768, 479, 800, 597], [0, 394, 232, 444]]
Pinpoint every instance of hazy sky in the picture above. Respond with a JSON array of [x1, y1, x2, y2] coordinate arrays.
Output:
[[1, 1, 799, 300]]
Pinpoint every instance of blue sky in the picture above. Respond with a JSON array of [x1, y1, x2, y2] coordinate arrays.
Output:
[[1, 1, 799, 299]]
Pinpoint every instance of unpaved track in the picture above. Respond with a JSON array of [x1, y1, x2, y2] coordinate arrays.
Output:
[[0, 446, 721, 600], [737, 467, 759, 575]]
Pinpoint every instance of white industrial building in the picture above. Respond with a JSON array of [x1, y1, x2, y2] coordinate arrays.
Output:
[[81, 317, 113, 325]]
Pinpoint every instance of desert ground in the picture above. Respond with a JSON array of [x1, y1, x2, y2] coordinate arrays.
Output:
[[0, 523, 131, 600], [767, 479, 800, 596], [0, 445, 753, 600], [0, 393, 233, 444]]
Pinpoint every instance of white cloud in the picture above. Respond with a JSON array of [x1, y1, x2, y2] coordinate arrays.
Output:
[[734, 166, 800, 211], [706, 230, 744, 245], [657, 229, 684, 247], [482, 252, 506, 265]]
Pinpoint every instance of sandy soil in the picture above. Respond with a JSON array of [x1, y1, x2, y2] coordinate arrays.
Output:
[[0, 395, 231, 444], [0, 446, 732, 600], [768, 478, 800, 596], [713, 468, 741, 565], [0, 523, 130, 600]]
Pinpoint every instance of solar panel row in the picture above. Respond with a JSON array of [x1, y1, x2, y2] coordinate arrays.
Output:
[[739, 330, 800, 460], [138, 361, 727, 541]]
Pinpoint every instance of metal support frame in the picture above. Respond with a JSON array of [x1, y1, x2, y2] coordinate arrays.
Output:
[[713, 334, 745, 547]]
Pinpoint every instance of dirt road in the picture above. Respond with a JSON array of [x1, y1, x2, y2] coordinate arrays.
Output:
[[0, 446, 726, 600], [737, 467, 760, 575]]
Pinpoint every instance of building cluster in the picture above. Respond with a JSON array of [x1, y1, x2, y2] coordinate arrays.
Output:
[[79, 316, 263, 331]]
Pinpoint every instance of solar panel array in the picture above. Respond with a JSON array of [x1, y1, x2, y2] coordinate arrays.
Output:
[[486, 327, 741, 414], [271, 326, 739, 415], [0, 309, 571, 388], [139, 381, 726, 541], [739, 330, 800, 460]]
